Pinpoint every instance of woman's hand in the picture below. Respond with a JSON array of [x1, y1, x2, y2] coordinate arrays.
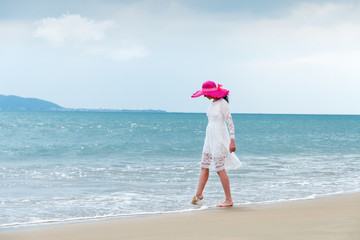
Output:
[[229, 138, 236, 153]]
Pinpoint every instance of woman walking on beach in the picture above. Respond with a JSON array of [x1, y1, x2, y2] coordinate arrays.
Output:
[[191, 81, 242, 207]]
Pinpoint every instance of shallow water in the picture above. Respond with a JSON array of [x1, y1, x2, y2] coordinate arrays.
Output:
[[1, 112, 359, 228]]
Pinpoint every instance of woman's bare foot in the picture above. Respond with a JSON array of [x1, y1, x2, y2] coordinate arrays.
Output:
[[216, 200, 233, 207], [191, 194, 203, 205]]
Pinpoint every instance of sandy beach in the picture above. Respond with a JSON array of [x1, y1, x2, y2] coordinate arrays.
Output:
[[1, 193, 359, 240]]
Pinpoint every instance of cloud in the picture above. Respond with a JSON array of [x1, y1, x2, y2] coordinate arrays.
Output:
[[34, 14, 113, 45], [289, 2, 356, 22], [217, 2, 360, 68], [33, 14, 150, 61]]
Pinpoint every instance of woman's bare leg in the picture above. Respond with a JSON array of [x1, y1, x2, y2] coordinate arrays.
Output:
[[196, 168, 209, 199], [216, 169, 233, 207]]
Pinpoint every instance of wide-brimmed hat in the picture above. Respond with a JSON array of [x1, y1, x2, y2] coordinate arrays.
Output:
[[191, 81, 229, 98]]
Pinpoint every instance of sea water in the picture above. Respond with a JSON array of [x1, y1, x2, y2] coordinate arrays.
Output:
[[1, 112, 360, 228]]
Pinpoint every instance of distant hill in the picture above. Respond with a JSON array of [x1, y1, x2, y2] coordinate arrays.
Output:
[[0, 95, 166, 113], [0, 95, 64, 111]]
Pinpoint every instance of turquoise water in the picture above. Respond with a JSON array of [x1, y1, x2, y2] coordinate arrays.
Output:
[[1, 112, 360, 228]]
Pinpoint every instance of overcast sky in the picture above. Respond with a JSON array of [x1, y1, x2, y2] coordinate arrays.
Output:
[[1, 0, 360, 114]]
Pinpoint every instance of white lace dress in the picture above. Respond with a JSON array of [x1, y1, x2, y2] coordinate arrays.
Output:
[[201, 98, 242, 171]]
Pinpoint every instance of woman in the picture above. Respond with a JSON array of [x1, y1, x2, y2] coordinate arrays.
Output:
[[191, 81, 242, 207]]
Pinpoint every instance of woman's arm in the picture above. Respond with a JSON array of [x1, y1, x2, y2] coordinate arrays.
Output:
[[220, 100, 236, 153], [230, 138, 236, 153]]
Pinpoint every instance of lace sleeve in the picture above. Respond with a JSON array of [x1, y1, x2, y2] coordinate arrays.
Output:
[[220, 100, 235, 139]]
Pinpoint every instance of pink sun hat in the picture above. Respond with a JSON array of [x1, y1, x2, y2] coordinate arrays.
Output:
[[191, 81, 229, 98]]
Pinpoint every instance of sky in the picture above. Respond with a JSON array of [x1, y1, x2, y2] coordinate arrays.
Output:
[[1, 0, 360, 114]]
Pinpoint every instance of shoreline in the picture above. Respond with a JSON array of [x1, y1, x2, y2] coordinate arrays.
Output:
[[1, 192, 359, 240], [2, 191, 358, 231]]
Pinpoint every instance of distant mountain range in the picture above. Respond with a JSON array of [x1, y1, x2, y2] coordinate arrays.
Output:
[[0, 95, 166, 113]]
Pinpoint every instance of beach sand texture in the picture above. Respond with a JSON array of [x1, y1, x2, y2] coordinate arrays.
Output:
[[1, 193, 359, 240]]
